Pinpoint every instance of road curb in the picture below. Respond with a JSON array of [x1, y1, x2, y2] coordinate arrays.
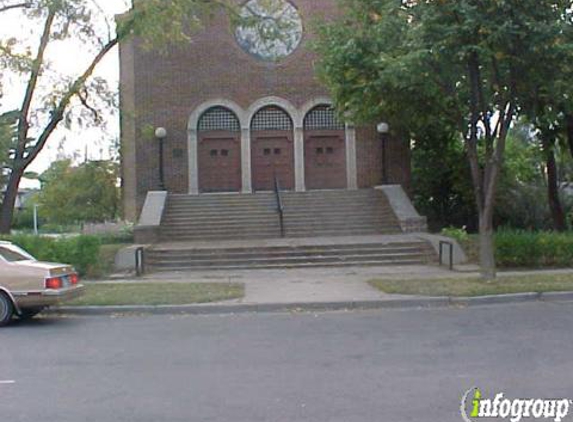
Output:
[[44, 291, 573, 317], [450, 292, 541, 307]]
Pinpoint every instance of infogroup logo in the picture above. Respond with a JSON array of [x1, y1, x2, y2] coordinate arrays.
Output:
[[461, 388, 572, 422]]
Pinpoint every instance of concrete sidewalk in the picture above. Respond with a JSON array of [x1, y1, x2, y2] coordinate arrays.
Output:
[[99, 265, 573, 305], [46, 265, 573, 316], [104, 265, 454, 304]]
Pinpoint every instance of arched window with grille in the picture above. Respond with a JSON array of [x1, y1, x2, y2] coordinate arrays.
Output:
[[198, 106, 241, 132], [251, 106, 293, 131], [303, 105, 345, 130]]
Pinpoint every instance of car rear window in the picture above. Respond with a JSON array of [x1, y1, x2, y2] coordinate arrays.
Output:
[[0, 245, 34, 262]]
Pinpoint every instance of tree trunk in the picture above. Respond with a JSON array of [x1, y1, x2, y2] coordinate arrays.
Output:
[[0, 168, 24, 234], [478, 205, 496, 280], [542, 136, 566, 232], [566, 114, 573, 159]]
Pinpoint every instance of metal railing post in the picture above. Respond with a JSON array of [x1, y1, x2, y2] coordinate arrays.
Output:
[[135, 247, 145, 277], [274, 174, 285, 238]]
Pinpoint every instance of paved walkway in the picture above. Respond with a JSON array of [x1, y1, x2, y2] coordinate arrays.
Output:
[[106, 265, 449, 304], [100, 264, 573, 305]]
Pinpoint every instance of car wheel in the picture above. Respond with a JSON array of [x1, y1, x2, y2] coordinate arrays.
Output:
[[17, 307, 44, 320], [0, 292, 14, 327]]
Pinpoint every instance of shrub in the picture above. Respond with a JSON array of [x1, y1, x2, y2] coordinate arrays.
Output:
[[1, 234, 101, 276], [441, 226, 469, 242], [94, 229, 134, 245], [495, 230, 573, 268]]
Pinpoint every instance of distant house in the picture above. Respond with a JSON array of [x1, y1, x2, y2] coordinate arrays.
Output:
[[1, 189, 38, 210]]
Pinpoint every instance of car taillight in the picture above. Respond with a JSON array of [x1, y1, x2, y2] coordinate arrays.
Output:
[[70, 273, 79, 285], [45, 277, 62, 289]]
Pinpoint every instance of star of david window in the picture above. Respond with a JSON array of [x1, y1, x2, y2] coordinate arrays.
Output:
[[235, 0, 303, 62]]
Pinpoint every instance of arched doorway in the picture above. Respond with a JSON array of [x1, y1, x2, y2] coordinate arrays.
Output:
[[304, 105, 347, 189], [251, 106, 295, 191], [197, 106, 242, 192]]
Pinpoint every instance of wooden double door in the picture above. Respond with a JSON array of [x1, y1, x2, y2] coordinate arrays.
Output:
[[198, 132, 241, 192], [304, 130, 347, 190], [251, 131, 295, 191]]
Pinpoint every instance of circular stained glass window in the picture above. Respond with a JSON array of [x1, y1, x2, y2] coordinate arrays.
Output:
[[235, 0, 303, 62]]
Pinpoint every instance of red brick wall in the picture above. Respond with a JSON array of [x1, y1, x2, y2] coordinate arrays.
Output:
[[119, 0, 411, 220]]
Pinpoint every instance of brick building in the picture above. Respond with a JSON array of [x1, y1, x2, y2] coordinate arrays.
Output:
[[119, 0, 411, 222]]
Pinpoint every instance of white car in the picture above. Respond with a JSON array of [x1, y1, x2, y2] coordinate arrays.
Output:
[[0, 241, 85, 326]]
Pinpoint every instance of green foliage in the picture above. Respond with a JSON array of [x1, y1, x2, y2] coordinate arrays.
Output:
[[411, 127, 476, 231], [37, 159, 119, 225], [119, 0, 229, 50], [494, 123, 573, 230], [0, 0, 230, 232], [8, 189, 40, 230], [315, 0, 573, 277], [495, 230, 573, 268], [0, 110, 18, 192], [314, 0, 573, 139], [0, 234, 101, 276], [441, 226, 469, 243], [94, 229, 134, 245]]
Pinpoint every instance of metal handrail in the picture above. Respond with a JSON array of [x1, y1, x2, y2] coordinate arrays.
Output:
[[439, 240, 454, 271], [135, 247, 145, 277], [274, 174, 285, 238]]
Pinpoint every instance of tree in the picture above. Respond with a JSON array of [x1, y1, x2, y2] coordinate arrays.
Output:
[[518, 30, 573, 231], [37, 159, 119, 224], [314, 0, 573, 279], [411, 124, 477, 232], [0, 111, 18, 192], [0, 0, 231, 233]]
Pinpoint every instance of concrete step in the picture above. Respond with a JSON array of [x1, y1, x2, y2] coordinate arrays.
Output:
[[160, 227, 280, 236], [166, 206, 277, 213], [162, 221, 279, 229], [162, 217, 394, 227], [281, 190, 378, 197], [283, 217, 397, 224], [145, 240, 434, 271], [169, 193, 274, 199], [151, 239, 427, 251], [146, 258, 428, 272], [164, 210, 277, 219], [158, 188, 402, 242], [147, 252, 428, 267], [160, 225, 395, 234], [285, 229, 400, 237], [168, 198, 275, 206], [147, 243, 425, 260], [159, 231, 281, 238]]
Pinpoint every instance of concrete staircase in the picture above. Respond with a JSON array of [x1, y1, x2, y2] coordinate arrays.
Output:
[[144, 189, 435, 273], [145, 236, 435, 272], [159, 193, 280, 242], [159, 189, 401, 242], [282, 190, 401, 237]]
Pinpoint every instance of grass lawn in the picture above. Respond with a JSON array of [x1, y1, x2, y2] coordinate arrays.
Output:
[[68, 282, 244, 306], [369, 273, 573, 297]]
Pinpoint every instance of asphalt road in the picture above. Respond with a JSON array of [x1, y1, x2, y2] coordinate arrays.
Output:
[[2, 302, 573, 422]]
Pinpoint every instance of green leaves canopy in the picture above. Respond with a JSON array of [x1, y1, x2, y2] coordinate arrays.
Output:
[[38, 159, 119, 224], [314, 0, 573, 136], [314, 0, 573, 278]]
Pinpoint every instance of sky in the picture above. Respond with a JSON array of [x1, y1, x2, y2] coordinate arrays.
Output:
[[0, 1, 131, 188]]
